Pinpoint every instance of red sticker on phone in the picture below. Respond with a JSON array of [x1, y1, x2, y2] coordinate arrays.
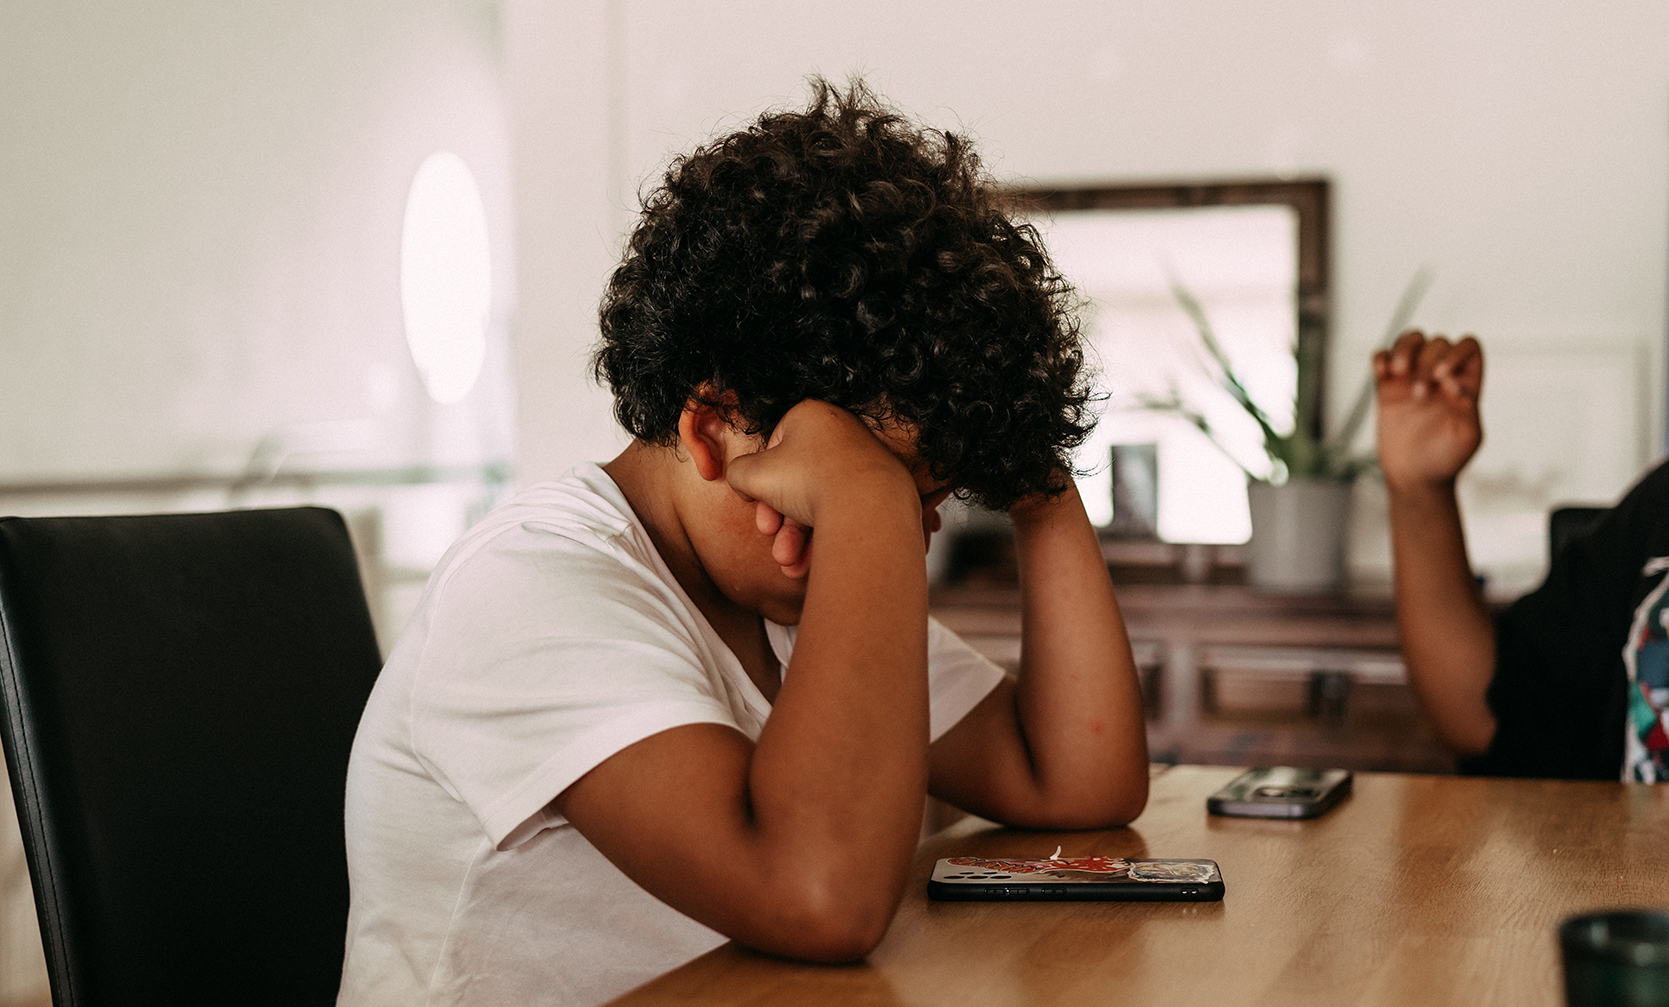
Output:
[[947, 856, 1130, 875]]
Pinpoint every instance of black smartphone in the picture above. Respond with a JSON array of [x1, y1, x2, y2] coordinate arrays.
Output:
[[1206, 767, 1352, 819], [927, 855, 1223, 902]]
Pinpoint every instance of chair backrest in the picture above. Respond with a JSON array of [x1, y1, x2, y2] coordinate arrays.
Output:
[[1549, 505, 1610, 561], [0, 508, 382, 1007]]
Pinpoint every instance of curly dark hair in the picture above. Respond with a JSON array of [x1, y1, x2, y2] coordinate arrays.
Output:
[[591, 78, 1094, 510]]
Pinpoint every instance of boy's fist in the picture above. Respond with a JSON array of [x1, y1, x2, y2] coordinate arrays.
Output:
[[1373, 330, 1484, 492], [725, 400, 918, 578]]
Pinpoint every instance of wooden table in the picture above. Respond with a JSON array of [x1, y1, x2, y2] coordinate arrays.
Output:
[[607, 765, 1669, 1006]]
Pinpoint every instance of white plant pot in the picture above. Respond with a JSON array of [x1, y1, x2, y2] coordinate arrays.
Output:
[[1246, 479, 1353, 593]]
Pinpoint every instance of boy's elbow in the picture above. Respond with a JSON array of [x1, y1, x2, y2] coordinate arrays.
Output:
[[1437, 713, 1496, 759], [1011, 774, 1150, 831], [764, 918, 888, 964], [742, 876, 898, 963], [1063, 777, 1149, 830], [1102, 781, 1149, 828]]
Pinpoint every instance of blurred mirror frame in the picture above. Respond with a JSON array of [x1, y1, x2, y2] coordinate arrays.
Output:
[[1014, 179, 1330, 546]]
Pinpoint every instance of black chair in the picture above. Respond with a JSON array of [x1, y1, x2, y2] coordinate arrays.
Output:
[[1549, 505, 1609, 561], [0, 508, 382, 1007]]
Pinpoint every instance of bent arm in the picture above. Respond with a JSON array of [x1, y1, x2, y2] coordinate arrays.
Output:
[[559, 413, 931, 962], [928, 482, 1149, 828], [1387, 480, 1497, 754], [1376, 330, 1497, 755]]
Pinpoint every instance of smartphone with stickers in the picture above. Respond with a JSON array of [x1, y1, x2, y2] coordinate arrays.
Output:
[[1206, 766, 1352, 819], [927, 855, 1223, 901]]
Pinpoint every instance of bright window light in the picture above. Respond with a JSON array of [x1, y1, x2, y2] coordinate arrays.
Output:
[[401, 151, 491, 405], [1032, 205, 1299, 543]]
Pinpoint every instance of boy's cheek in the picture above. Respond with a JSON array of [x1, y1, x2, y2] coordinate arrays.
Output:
[[753, 582, 809, 626]]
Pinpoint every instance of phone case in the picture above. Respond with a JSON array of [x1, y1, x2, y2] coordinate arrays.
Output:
[[927, 856, 1224, 901], [1206, 767, 1353, 819]]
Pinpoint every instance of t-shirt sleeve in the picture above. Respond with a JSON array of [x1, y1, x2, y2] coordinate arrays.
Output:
[[925, 616, 1007, 741], [764, 615, 1005, 741], [408, 528, 741, 850]]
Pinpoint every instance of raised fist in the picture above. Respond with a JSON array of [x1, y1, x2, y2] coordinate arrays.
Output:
[[1373, 330, 1484, 492]]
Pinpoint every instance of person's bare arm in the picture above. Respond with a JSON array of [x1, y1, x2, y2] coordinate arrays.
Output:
[[556, 401, 930, 961], [1375, 330, 1497, 755], [927, 481, 1149, 828]]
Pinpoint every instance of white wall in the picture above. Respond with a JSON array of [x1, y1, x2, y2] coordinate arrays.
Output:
[[509, 0, 1669, 585], [0, 1, 516, 482], [504, 0, 631, 484]]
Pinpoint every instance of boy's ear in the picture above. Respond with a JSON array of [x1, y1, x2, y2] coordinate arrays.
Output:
[[676, 393, 737, 483]]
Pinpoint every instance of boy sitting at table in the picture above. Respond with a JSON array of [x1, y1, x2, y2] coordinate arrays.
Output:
[[1375, 330, 1669, 779], [336, 80, 1150, 1007]]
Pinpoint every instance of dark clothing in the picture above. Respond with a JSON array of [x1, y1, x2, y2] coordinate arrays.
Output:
[[1464, 458, 1669, 779]]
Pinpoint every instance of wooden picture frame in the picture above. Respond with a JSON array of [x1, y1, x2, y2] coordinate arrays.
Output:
[[1008, 179, 1331, 439]]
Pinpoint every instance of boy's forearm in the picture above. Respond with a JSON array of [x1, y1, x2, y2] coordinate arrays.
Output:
[[746, 487, 931, 932], [1006, 486, 1149, 825], [1387, 479, 1497, 755], [558, 472, 935, 962]]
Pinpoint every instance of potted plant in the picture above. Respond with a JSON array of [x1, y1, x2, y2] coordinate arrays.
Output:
[[1143, 271, 1431, 592]]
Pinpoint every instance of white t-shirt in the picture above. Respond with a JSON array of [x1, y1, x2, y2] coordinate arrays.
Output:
[[337, 464, 1005, 1007]]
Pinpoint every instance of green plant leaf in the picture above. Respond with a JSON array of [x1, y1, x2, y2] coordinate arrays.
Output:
[[1142, 268, 1433, 483], [1167, 278, 1285, 449], [1134, 389, 1259, 479], [1325, 267, 1433, 463]]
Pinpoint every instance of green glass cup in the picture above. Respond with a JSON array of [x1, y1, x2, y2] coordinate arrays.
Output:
[[1561, 911, 1669, 1007]]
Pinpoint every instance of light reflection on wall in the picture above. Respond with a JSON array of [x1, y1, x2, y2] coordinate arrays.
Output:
[[401, 151, 492, 406]]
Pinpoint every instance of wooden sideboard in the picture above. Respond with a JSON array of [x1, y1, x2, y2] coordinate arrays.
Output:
[[931, 581, 1453, 774]]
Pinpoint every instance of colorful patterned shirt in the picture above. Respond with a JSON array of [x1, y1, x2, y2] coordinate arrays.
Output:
[[1623, 557, 1669, 781]]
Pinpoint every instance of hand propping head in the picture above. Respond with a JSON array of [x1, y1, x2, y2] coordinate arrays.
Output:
[[724, 400, 920, 580]]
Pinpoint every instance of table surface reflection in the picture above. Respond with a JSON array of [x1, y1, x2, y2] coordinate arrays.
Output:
[[607, 765, 1669, 1006]]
